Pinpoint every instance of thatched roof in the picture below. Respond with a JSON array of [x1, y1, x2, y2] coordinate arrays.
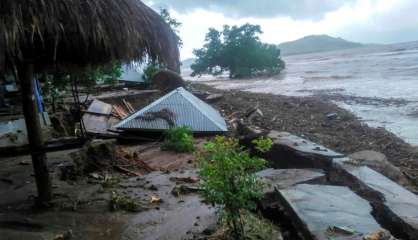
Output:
[[0, 0, 180, 73]]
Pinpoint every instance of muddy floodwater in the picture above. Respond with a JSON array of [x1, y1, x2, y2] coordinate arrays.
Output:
[[187, 41, 418, 146]]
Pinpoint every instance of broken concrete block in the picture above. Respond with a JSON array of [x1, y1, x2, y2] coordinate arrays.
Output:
[[257, 168, 326, 190], [277, 184, 382, 240], [331, 162, 418, 240], [347, 150, 407, 184], [256, 168, 326, 208], [261, 131, 344, 170]]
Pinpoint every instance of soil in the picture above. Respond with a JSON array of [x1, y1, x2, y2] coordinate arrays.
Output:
[[0, 142, 216, 240], [192, 83, 418, 191]]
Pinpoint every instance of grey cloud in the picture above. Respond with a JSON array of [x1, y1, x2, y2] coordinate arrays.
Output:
[[145, 0, 354, 20]]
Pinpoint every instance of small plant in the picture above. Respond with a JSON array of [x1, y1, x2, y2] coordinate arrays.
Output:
[[101, 175, 121, 188], [110, 191, 142, 212], [162, 126, 194, 153], [252, 137, 273, 153], [214, 211, 281, 240], [197, 136, 271, 239]]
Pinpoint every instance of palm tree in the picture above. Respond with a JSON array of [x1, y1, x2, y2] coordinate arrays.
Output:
[[0, 0, 179, 206]]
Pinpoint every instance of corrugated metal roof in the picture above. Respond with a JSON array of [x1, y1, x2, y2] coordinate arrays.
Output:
[[115, 87, 227, 132]]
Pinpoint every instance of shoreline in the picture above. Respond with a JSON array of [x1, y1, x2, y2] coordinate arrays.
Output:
[[192, 83, 418, 190]]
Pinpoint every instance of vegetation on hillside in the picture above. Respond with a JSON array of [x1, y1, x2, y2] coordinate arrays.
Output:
[[278, 34, 364, 56], [191, 24, 285, 79]]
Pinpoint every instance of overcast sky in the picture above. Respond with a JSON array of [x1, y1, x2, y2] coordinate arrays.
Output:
[[144, 0, 418, 60]]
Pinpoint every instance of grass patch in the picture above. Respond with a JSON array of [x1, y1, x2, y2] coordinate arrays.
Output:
[[209, 211, 281, 240], [109, 191, 142, 212], [101, 175, 122, 188]]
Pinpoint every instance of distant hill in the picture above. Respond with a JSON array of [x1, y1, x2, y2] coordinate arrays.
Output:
[[278, 35, 365, 56]]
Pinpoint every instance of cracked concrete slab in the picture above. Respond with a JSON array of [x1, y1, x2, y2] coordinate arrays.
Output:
[[263, 131, 345, 170], [331, 162, 418, 240], [277, 184, 382, 240]]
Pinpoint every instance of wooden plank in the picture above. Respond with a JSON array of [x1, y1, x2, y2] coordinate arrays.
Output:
[[86, 99, 112, 115]]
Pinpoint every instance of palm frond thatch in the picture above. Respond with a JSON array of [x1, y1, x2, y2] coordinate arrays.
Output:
[[0, 0, 180, 72]]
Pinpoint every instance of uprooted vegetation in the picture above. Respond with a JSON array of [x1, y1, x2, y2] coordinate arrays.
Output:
[[110, 191, 143, 212]]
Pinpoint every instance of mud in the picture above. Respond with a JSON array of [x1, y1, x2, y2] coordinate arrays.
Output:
[[0, 143, 216, 240], [192, 83, 418, 191]]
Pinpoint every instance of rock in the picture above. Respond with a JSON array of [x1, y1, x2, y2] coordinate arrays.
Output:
[[171, 184, 200, 197], [53, 229, 73, 240], [245, 107, 264, 123], [236, 120, 266, 137], [277, 184, 382, 240], [70, 139, 117, 174], [326, 112, 338, 120], [169, 176, 199, 184], [364, 229, 398, 240], [152, 69, 185, 93], [347, 150, 407, 183]]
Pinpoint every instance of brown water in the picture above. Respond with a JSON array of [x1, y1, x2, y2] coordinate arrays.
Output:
[[185, 42, 418, 146]]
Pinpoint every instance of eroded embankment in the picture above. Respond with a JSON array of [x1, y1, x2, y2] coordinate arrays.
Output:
[[192, 83, 418, 191]]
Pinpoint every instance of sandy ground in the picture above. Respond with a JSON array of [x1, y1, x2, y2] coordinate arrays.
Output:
[[193, 83, 418, 192]]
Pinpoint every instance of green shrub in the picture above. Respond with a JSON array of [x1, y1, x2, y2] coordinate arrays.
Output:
[[162, 126, 194, 153], [142, 63, 161, 85], [252, 136, 273, 153], [197, 136, 271, 239]]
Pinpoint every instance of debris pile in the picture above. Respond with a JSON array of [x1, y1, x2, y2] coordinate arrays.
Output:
[[114, 146, 154, 176]]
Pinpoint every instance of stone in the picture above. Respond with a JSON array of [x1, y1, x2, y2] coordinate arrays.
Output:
[[277, 184, 382, 240], [331, 162, 418, 240], [347, 150, 407, 183], [70, 139, 117, 174]]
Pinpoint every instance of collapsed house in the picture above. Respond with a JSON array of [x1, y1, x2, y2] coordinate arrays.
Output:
[[114, 87, 227, 133]]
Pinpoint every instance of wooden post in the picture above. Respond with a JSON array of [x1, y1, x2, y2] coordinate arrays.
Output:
[[17, 62, 52, 205]]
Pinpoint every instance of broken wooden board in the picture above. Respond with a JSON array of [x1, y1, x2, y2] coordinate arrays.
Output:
[[277, 184, 382, 240], [82, 114, 119, 136], [86, 99, 113, 115]]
